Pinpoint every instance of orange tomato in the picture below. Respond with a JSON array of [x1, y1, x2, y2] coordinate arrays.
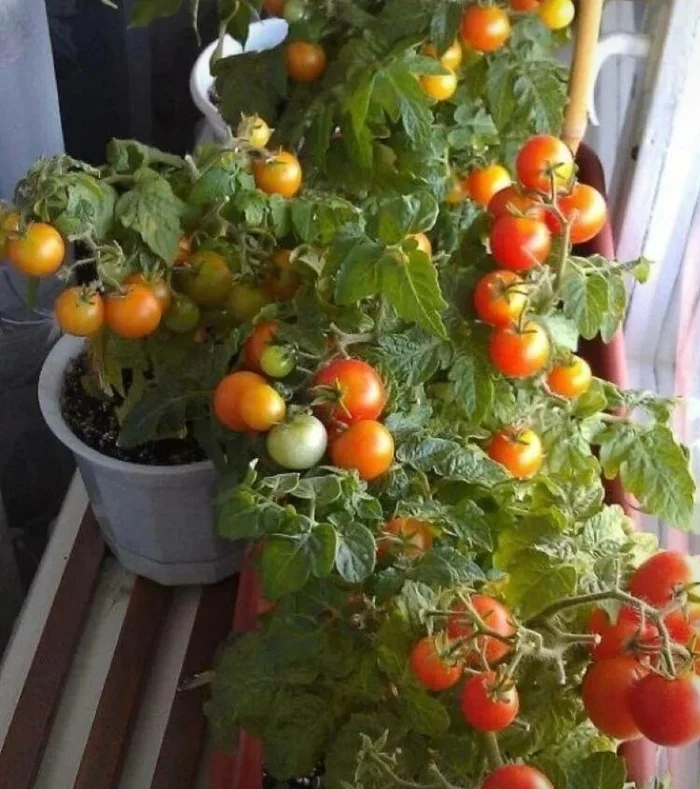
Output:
[[488, 427, 543, 479], [377, 517, 434, 558], [330, 420, 394, 481], [213, 371, 267, 431], [547, 355, 593, 398], [238, 384, 287, 431], [253, 151, 303, 198], [286, 41, 327, 82], [125, 273, 172, 313], [466, 165, 511, 207], [460, 6, 511, 53], [54, 287, 105, 336], [262, 250, 301, 301], [6, 222, 65, 277], [105, 284, 162, 339]]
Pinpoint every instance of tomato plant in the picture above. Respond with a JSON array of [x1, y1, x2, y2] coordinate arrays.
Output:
[[488, 186, 545, 221], [54, 287, 105, 336], [260, 345, 296, 378], [510, 0, 540, 10], [6, 222, 65, 277], [125, 272, 172, 313], [409, 636, 463, 691], [228, 282, 270, 323], [262, 249, 301, 301], [447, 595, 514, 664], [545, 183, 607, 244], [488, 427, 543, 479], [330, 420, 394, 480], [628, 550, 694, 609], [474, 270, 528, 327], [238, 384, 287, 432], [489, 321, 550, 378], [490, 216, 551, 271], [582, 656, 647, 740], [460, 671, 519, 732], [163, 294, 200, 333], [422, 40, 463, 71]]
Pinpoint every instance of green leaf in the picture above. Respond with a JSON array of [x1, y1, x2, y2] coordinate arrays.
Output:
[[335, 522, 377, 583], [379, 62, 433, 146], [398, 678, 451, 736], [447, 348, 494, 424], [503, 551, 578, 617], [260, 533, 313, 599], [600, 272, 627, 343], [374, 193, 439, 244], [331, 233, 383, 305], [568, 752, 626, 789], [115, 169, 185, 262], [628, 255, 653, 283], [398, 435, 508, 486], [374, 328, 451, 387], [377, 248, 448, 338], [544, 312, 579, 352], [309, 523, 338, 578], [561, 267, 610, 340], [130, 0, 183, 26], [217, 483, 286, 540], [429, 3, 463, 52], [106, 139, 186, 173]]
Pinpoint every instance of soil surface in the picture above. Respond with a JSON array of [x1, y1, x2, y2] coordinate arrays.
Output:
[[263, 764, 324, 789], [61, 353, 206, 466]]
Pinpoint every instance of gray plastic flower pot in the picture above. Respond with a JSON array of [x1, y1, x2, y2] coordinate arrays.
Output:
[[38, 335, 242, 586]]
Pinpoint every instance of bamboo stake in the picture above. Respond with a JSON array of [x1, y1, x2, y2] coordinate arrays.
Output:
[[562, 0, 606, 155]]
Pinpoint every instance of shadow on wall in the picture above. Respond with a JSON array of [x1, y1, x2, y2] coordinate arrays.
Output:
[[47, 0, 218, 161]]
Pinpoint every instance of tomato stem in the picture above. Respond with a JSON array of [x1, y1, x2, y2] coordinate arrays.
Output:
[[484, 732, 504, 769]]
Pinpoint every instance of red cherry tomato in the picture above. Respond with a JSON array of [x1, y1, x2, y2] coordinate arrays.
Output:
[[487, 428, 543, 479], [488, 186, 546, 221], [377, 517, 434, 559], [628, 551, 694, 609], [592, 618, 660, 662], [330, 420, 394, 481], [313, 358, 387, 426], [460, 6, 511, 53], [545, 183, 608, 244], [447, 595, 515, 665], [547, 355, 593, 398], [489, 321, 550, 378], [409, 636, 463, 691], [582, 656, 647, 740], [460, 671, 519, 732], [490, 215, 551, 272], [473, 270, 528, 327], [482, 765, 553, 789], [628, 672, 700, 747], [515, 135, 575, 193]]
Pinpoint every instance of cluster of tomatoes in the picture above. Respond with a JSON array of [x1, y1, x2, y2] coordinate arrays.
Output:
[[583, 550, 700, 748], [214, 345, 397, 480]]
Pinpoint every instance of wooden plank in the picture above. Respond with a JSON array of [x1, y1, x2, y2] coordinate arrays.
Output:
[[150, 576, 238, 789], [0, 508, 105, 789], [72, 578, 171, 789]]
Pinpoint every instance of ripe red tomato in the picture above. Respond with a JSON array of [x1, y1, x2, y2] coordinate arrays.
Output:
[[547, 355, 592, 398], [592, 618, 659, 662], [263, 0, 286, 14], [460, 6, 511, 53], [515, 135, 575, 193], [628, 551, 694, 609], [420, 69, 458, 101], [583, 656, 646, 740], [488, 186, 545, 221], [213, 371, 267, 431], [313, 359, 387, 426], [488, 427, 543, 479], [466, 165, 511, 207], [238, 383, 287, 431], [482, 765, 553, 789], [617, 604, 693, 650], [125, 273, 172, 313], [377, 517, 434, 559], [286, 41, 327, 82], [474, 270, 527, 327], [244, 320, 278, 372], [262, 249, 301, 301], [6, 222, 65, 277], [489, 321, 550, 378], [330, 420, 394, 481], [447, 595, 515, 665], [628, 672, 700, 746], [409, 636, 463, 691], [105, 284, 162, 339], [460, 671, 519, 732], [490, 215, 551, 272], [54, 287, 105, 336], [587, 607, 612, 641], [253, 150, 302, 198], [545, 184, 607, 244], [510, 0, 539, 10]]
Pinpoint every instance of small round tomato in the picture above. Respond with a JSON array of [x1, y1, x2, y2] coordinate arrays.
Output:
[[286, 41, 327, 82], [460, 6, 511, 53], [467, 165, 511, 207], [262, 0, 286, 14], [6, 222, 65, 277], [546, 183, 607, 244], [516, 135, 575, 193], [447, 595, 515, 665], [474, 270, 527, 327], [244, 321, 278, 373], [584, 656, 647, 740], [283, 0, 308, 23], [592, 618, 660, 662], [262, 249, 301, 301], [164, 294, 201, 333], [182, 250, 233, 306], [445, 175, 467, 205], [238, 384, 286, 432], [313, 358, 387, 426], [253, 150, 303, 198], [410, 637, 463, 692], [267, 414, 328, 469], [488, 186, 546, 221], [213, 371, 267, 431], [423, 40, 463, 70], [105, 284, 162, 339], [482, 765, 553, 789], [629, 551, 694, 609], [628, 672, 700, 747], [510, 0, 540, 10], [547, 355, 592, 398], [538, 0, 575, 30], [125, 273, 172, 313], [377, 517, 434, 559], [488, 427, 543, 479], [228, 282, 271, 323], [587, 608, 612, 642], [410, 233, 432, 258], [55, 287, 105, 336], [260, 345, 296, 378], [420, 69, 458, 101], [490, 215, 552, 271], [460, 671, 519, 732], [330, 420, 394, 481], [490, 321, 550, 378], [238, 114, 272, 148]]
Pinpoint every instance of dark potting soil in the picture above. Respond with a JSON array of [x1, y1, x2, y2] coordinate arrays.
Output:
[[263, 763, 324, 789], [61, 353, 206, 466]]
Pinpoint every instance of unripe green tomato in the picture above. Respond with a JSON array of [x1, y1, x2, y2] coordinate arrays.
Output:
[[228, 282, 271, 323], [283, 0, 308, 23], [164, 294, 201, 333], [267, 414, 328, 470], [260, 345, 296, 378]]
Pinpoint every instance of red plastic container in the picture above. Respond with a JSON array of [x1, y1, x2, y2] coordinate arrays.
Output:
[[209, 145, 656, 789]]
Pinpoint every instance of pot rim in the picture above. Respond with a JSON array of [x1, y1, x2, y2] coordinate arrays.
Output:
[[38, 335, 214, 477]]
